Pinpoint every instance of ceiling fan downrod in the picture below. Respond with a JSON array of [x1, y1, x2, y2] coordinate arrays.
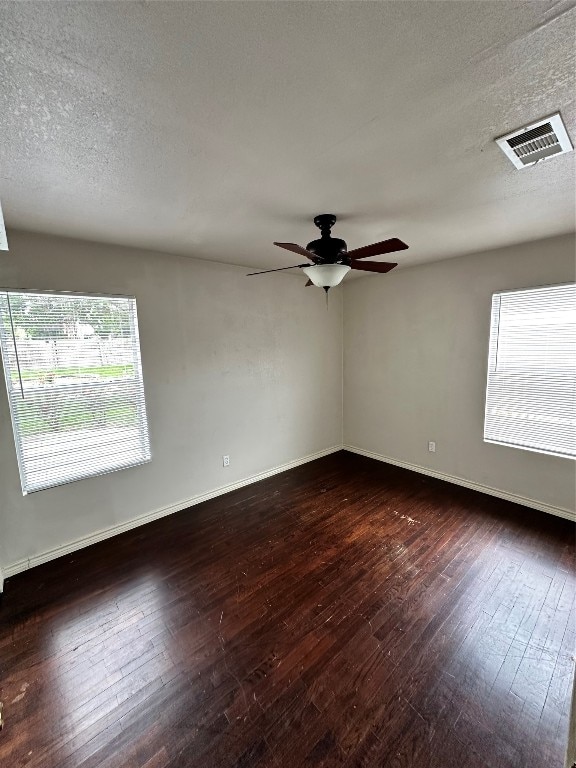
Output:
[[306, 214, 348, 263], [313, 213, 337, 236]]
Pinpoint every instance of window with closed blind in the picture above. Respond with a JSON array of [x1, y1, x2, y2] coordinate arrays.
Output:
[[0, 290, 151, 494], [484, 283, 576, 459]]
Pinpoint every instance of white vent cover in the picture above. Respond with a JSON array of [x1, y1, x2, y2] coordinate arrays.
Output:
[[0, 199, 7, 251], [496, 113, 573, 169]]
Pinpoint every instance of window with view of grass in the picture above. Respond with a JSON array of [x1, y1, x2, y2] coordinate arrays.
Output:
[[0, 290, 151, 494], [484, 283, 576, 459]]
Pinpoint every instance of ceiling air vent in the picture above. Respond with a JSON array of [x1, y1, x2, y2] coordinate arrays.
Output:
[[495, 113, 573, 169]]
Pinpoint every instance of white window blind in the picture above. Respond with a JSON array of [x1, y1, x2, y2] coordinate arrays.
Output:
[[0, 290, 151, 494], [484, 283, 576, 459]]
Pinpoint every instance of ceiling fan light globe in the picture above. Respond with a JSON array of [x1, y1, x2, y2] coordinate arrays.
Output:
[[302, 264, 351, 288]]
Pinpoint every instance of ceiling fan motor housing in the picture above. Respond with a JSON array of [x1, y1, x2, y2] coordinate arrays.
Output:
[[306, 236, 348, 262]]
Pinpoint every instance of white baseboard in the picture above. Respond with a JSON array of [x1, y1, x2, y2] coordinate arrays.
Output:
[[2, 445, 342, 581], [4, 443, 572, 586], [343, 444, 576, 523]]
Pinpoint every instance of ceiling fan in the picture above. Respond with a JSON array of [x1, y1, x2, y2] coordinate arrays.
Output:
[[247, 214, 408, 291]]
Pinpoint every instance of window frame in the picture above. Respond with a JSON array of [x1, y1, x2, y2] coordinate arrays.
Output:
[[0, 287, 152, 494], [483, 281, 576, 461]]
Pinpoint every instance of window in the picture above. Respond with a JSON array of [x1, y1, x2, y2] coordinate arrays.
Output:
[[484, 283, 576, 459], [0, 290, 151, 494]]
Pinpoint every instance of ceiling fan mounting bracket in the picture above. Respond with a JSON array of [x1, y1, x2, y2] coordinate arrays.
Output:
[[313, 213, 337, 234]]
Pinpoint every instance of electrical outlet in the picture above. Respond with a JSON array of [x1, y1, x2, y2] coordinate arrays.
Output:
[[223, 455, 230, 467], [428, 441, 436, 453]]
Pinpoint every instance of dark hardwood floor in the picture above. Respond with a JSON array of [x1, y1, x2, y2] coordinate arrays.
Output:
[[1, 452, 574, 768]]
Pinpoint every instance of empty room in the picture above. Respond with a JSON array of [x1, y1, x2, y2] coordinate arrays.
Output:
[[0, 2, 575, 767]]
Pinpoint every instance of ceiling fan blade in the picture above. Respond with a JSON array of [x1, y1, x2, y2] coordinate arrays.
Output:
[[247, 264, 308, 276], [347, 238, 408, 260], [274, 242, 318, 261], [350, 260, 398, 274]]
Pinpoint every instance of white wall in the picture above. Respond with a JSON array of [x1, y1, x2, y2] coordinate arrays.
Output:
[[344, 234, 576, 517], [0, 231, 343, 573], [2, 231, 574, 581]]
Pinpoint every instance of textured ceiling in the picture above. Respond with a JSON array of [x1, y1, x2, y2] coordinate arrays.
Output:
[[0, 1, 575, 273]]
